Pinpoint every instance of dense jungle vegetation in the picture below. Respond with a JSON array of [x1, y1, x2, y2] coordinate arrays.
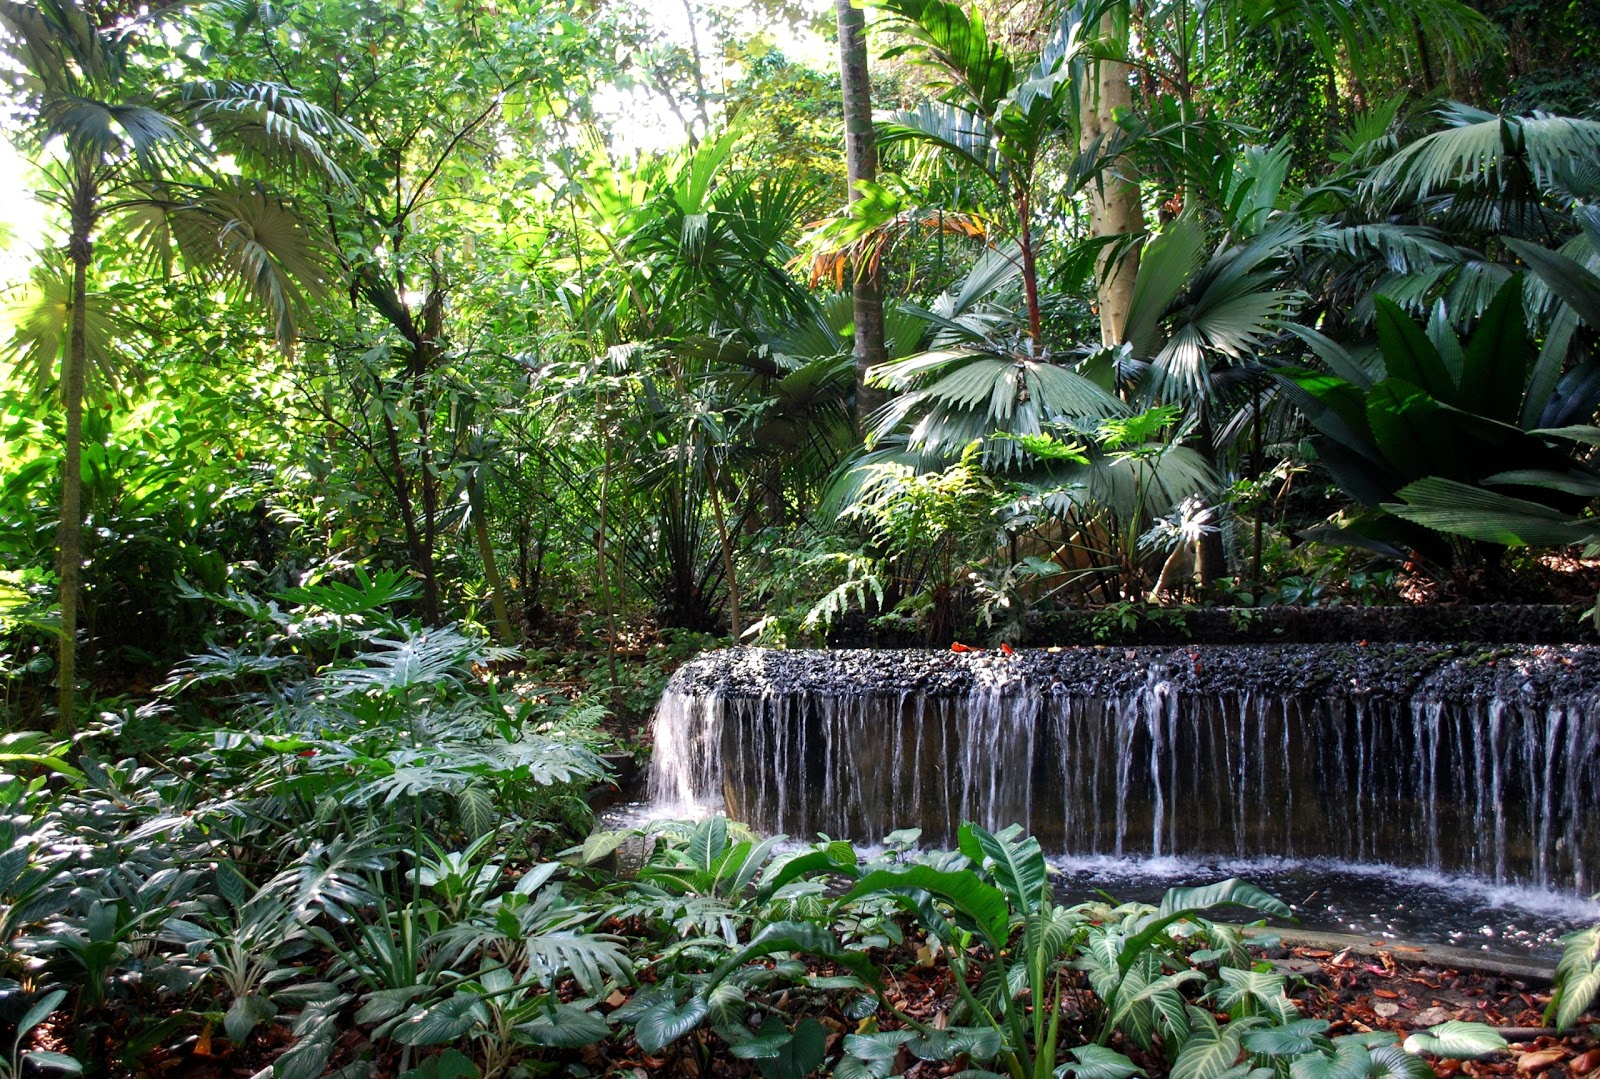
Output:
[[2, 0, 1600, 1075]]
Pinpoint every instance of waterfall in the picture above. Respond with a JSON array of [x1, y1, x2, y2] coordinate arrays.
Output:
[[646, 646, 1600, 893]]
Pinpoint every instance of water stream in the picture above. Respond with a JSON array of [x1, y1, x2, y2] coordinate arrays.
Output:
[[639, 645, 1600, 956]]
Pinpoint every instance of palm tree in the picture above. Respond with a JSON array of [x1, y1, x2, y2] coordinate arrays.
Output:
[[870, 0, 1110, 355], [835, 0, 889, 430], [0, 0, 353, 726]]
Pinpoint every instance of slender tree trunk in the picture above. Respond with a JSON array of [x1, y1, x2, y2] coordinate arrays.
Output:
[[1080, 11, 1143, 348], [706, 463, 741, 640], [416, 401, 442, 625], [596, 421, 621, 716], [1017, 185, 1044, 353], [836, 0, 888, 434], [56, 166, 95, 731], [379, 405, 432, 618], [469, 474, 515, 644]]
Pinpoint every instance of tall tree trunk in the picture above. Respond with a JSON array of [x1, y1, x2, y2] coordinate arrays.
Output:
[[468, 473, 515, 644], [57, 166, 95, 731], [837, 0, 888, 435], [1080, 11, 1143, 348]]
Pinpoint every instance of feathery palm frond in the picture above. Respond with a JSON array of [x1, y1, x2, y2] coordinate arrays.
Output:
[[1366, 105, 1600, 208], [177, 79, 364, 191], [870, 0, 1015, 116]]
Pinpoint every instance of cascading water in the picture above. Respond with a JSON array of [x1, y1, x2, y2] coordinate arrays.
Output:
[[647, 645, 1600, 895]]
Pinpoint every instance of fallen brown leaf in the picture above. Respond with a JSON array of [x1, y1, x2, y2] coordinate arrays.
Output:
[[1516, 1049, 1565, 1074]]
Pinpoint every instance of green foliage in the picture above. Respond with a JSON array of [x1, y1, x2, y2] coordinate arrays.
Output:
[[1546, 926, 1600, 1031], [1275, 278, 1600, 567]]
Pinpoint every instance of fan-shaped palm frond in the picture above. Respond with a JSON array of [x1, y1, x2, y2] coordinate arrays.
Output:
[[4, 264, 135, 395], [878, 100, 1000, 180], [1120, 217, 1303, 403], [38, 96, 201, 172], [1037, 444, 1219, 533], [163, 185, 331, 349], [177, 79, 364, 191], [867, 350, 1124, 469]]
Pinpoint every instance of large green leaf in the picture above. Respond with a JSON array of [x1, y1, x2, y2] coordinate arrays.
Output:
[[1290, 1039, 1373, 1079], [1388, 477, 1594, 546], [1243, 1019, 1332, 1057], [1456, 278, 1529, 424], [1364, 378, 1457, 479], [1369, 1045, 1435, 1079], [838, 865, 1011, 949], [1547, 926, 1600, 1030], [706, 920, 876, 992], [1155, 880, 1292, 921], [1506, 237, 1600, 329], [1401, 1022, 1508, 1059], [871, 0, 1016, 116], [1273, 368, 1383, 463], [1374, 296, 1455, 401], [632, 992, 710, 1054], [1172, 1010, 1258, 1079], [1057, 1044, 1145, 1079], [958, 822, 1046, 916], [522, 1003, 609, 1048], [390, 993, 487, 1047], [758, 841, 859, 902]]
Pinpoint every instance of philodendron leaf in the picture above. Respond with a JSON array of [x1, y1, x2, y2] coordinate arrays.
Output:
[[1289, 1038, 1372, 1079], [1172, 1010, 1260, 1079], [959, 822, 1046, 916], [632, 992, 710, 1054], [522, 1003, 609, 1047], [1369, 1044, 1435, 1079], [1243, 1018, 1332, 1057], [705, 919, 876, 991], [1401, 1022, 1508, 1059], [224, 992, 278, 1044], [396, 1049, 480, 1079], [391, 993, 487, 1046], [1117, 880, 1290, 974], [837, 865, 1010, 949], [1056, 1044, 1145, 1079], [907, 1024, 1003, 1062]]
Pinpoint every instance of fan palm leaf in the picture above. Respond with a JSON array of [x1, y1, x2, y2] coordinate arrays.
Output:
[[4, 264, 133, 395]]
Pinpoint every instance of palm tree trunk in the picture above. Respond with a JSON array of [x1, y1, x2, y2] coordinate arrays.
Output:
[[836, 0, 888, 433], [1017, 185, 1044, 352], [1080, 11, 1143, 347], [57, 165, 95, 731]]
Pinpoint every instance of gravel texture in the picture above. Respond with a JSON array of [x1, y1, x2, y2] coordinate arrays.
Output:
[[666, 643, 1600, 704]]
